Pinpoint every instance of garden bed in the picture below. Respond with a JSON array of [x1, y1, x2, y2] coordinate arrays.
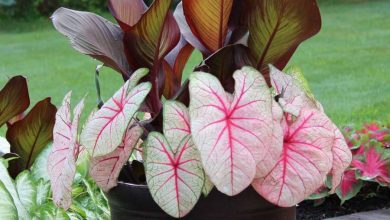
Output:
[[297, 183, 390, 220]]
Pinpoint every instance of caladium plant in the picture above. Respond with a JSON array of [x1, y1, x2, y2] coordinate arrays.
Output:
[[333, 122, 390, 203], [48, 0, 353, 218]]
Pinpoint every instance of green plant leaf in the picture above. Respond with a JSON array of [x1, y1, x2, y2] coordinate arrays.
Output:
[[0, 158, 29, 219], [35, 179, 50, 207], [15, 171, 37, 212], [0, 76, 30, 127], [31, 143, 52, 182], [6, 98, 56, 177], [182, 0, 233, 53], [245, 0, 321, 72], [0, 181, 18, 220]]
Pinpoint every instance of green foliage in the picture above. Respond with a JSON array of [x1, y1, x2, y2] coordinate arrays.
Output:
[[0, 0, 107, 19], [0, 147, 110, 220]]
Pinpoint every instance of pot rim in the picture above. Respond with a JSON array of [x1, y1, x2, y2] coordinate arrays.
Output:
[[117, 181, 148, 189]]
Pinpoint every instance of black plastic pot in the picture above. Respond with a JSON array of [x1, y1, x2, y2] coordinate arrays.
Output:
[[107, 181, 296, 220]]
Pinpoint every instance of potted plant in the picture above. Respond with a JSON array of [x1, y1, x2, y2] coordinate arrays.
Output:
[[47, 0, 353, 219]]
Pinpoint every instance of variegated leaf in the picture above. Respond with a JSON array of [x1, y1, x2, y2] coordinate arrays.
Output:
[[189, 67, 273, 196], [329, 126, 352, 193], [0, 159, 29, 219], [254, 100, 283, 179], [145, 134, 204, 218], [89, 125, 143, 192], [252, 109, 334, 207], [163, 101, 191, 153], [48, 92, 85, 210], [81, 69, 151, 157]]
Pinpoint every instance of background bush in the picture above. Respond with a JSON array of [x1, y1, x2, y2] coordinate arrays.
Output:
[[0, 0, 107, 19]]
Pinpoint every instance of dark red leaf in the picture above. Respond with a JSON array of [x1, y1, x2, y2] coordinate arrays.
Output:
[[0, 76, 30, 127], [6, 98, 57, 177]]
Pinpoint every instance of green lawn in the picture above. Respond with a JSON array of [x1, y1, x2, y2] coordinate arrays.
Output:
[[1, 0, 389, 137]]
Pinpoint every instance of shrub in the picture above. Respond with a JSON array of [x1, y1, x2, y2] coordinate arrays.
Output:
[[0, 0, 107, 19]]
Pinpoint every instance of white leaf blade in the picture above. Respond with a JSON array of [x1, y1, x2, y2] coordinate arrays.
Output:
[[81, 81, 151, 157], [252, 109, 334, 207], [189, 67, 273, 196], [89, 125, 143, 192], [145, 134, 204, 218]]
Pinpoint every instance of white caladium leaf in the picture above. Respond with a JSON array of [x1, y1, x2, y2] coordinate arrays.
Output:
[[81, 69, 151, 157], [0, 181, 18, 220], [252, 108, 334, 207], [89, 125, 143, 192], [254, 100, 284, 179], [270, 65, 351, 194], [145, 134, 204, 218], [15, 171, 36, 211], [48, 92, 85, 210], [189, 67, 273, 196], [163, 101, 191, 153], [329, 126, 352, 193], [0, 159, 29, 219], [270, 65, 322, 116]]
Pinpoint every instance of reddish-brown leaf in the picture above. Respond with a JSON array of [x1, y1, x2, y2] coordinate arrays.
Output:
[[182, 0, 233, 53], [0, 76, 30, 127], [123, 0, 180, 69], [6, 98, 57, 176], [108, 0, 147, 30], [245, 0, 321, 71], [52, 8, 131, 77]]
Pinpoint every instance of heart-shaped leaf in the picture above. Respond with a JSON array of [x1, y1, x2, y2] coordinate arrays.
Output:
[[0, 181, 18, 220], [329, 126, 352, 193], [0, 76, 29, 127], [254, 100, 283, 179], [108, 0, 147, 29], [182, 0, 233, 53], [0, 159, 29, 219], [89, 125, 143, 192], [6, 98, 56, 177], [123, 0, 180, 69], [145, 134, 204, 218], [246, 0, 321, 71], [252, 108, 334, 207], [48, 92, 85, 210], [81, 69, 151, 157], [270, 65, 321, 116], [52, 7, 131, 77], [189, 67, 273, 196], [270, 66, 352, 194], [163, 101, 191, 152], [336, 170, 363, 204]]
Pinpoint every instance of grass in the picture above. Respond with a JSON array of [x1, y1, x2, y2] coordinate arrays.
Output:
[[1, 0, 389, 137]]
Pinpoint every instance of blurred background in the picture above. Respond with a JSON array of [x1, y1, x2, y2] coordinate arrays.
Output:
[[0, 0, 389, 134]]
